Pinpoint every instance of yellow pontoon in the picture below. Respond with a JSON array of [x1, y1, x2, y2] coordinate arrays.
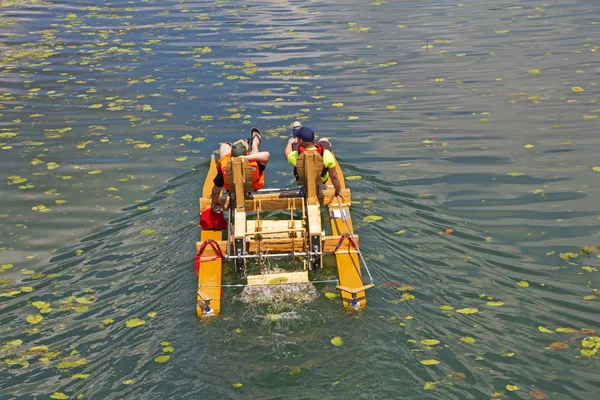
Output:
[[195, 148, 374, 318]]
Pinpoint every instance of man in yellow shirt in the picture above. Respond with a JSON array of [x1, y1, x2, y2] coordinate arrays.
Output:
[[284, 126, 342, 196]]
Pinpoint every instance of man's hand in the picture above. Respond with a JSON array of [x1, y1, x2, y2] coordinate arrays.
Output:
[[287, 137, 297, 145]]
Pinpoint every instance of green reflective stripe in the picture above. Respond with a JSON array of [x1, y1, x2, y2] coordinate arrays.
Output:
[[322, 149, 336, 169], [287, 151, 299, 166]]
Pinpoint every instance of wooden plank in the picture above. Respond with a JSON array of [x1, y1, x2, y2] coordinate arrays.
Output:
[[246, 270, 309, 285], [247, 220, 304, 239], [197, 229, 224, 317], [248, 238, 304, 253]]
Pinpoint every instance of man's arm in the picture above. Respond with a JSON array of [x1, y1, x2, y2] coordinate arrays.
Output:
[[284, 137, 296, 159], [245, 151, 270, 165], [328, 166, 342, 197]]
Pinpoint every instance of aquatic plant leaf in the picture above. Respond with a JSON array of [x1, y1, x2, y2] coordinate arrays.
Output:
[[141, 229, 156, 235], [580, 349, 596, 357], [581, 336, 600, 348], [330, 336, 343, 347], [75, 306, 88, 313], [324, 292, 337, 299], [162, 346, 174, 353], [424, 382, 437, 390], [559, 252, 578, 260], [402, 293, 415, 300], [439, 305, 454, 311], [555, 327, 578, 333], [548, 342, 568, 349], [421, 339, 440, 346], [461, 336, 475, 344], [571, 86, 584, 92], [26, 315, 43, 324], [71, 374, 89, 379], [529, 390, 547, 399], [346, 175, 362, 181], [507, 172, 525, 177], [362, 215, 382, 223], [420, 359, 440, 365], [147, 312, 157, 318], [486, 301, 504, 307], [517, 281, 529, 288], [154, 355, 170, 363], [593, 166, 600, 173], [456, 307, 478, 314], [125, 318, 146, 328], [50, 393, 69, 399], [451, 372, 466, 380], [538, 326, 553, 334], [506, 384, 519, 391], [443, 228, 454, 235], [232, 383, 243, 388], [289, 366, 301, 375], [396, 285, 414, 292], [123, 379, 134, 385], [32, 301, 49, 309]]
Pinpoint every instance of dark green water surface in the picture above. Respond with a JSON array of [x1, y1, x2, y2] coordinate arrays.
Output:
[[1, 0, 599, 399]]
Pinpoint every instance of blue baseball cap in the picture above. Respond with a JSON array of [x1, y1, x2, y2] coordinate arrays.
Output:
[[295, 127, 314, 142]]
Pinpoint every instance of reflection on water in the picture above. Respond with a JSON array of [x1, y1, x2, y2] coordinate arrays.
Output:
[[1, 0, 599, 399]]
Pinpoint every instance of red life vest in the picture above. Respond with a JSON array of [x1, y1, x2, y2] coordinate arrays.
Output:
[[217, 154, 264, 192], [298, 143, 325, 156]]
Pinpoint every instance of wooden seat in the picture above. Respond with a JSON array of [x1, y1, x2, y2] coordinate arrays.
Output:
[[225, 157, 254, 209], [296, 150, 324, 202]]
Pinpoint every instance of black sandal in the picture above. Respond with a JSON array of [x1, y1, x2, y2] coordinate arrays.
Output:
[[248, 128, 261, 148]]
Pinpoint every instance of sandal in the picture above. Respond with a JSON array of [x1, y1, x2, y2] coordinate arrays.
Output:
[[248, 128, 261, 149]]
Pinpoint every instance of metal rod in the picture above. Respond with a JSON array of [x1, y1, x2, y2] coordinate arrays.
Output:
[[255, 187, 302, 193], [198, 278, 340, 288], [244, 228, 305, 236], [225, 251, 323, 260]]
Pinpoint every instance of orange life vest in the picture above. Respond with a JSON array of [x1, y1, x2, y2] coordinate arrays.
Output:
[[217, 154, 264, 192]]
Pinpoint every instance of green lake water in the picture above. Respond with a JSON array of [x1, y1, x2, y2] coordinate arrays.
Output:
[[1, 0, 599, 399]]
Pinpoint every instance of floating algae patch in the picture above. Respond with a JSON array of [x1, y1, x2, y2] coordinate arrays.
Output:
[[239, 269, 319, 312]]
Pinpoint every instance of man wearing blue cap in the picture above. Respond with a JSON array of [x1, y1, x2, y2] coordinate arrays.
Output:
[[284, 126, 342, 196]]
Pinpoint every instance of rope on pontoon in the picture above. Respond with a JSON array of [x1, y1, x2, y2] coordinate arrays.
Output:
[[336, 197, 374, 284]]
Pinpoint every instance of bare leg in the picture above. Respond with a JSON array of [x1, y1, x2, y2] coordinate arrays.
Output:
[[219, 142, 232, 158]]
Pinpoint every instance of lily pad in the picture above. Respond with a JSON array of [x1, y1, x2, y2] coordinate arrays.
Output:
[[26, 315, 43, 324], [330, 336, 343, 347], [125, 318, 146, 328], [362, 215, 383, 223]]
